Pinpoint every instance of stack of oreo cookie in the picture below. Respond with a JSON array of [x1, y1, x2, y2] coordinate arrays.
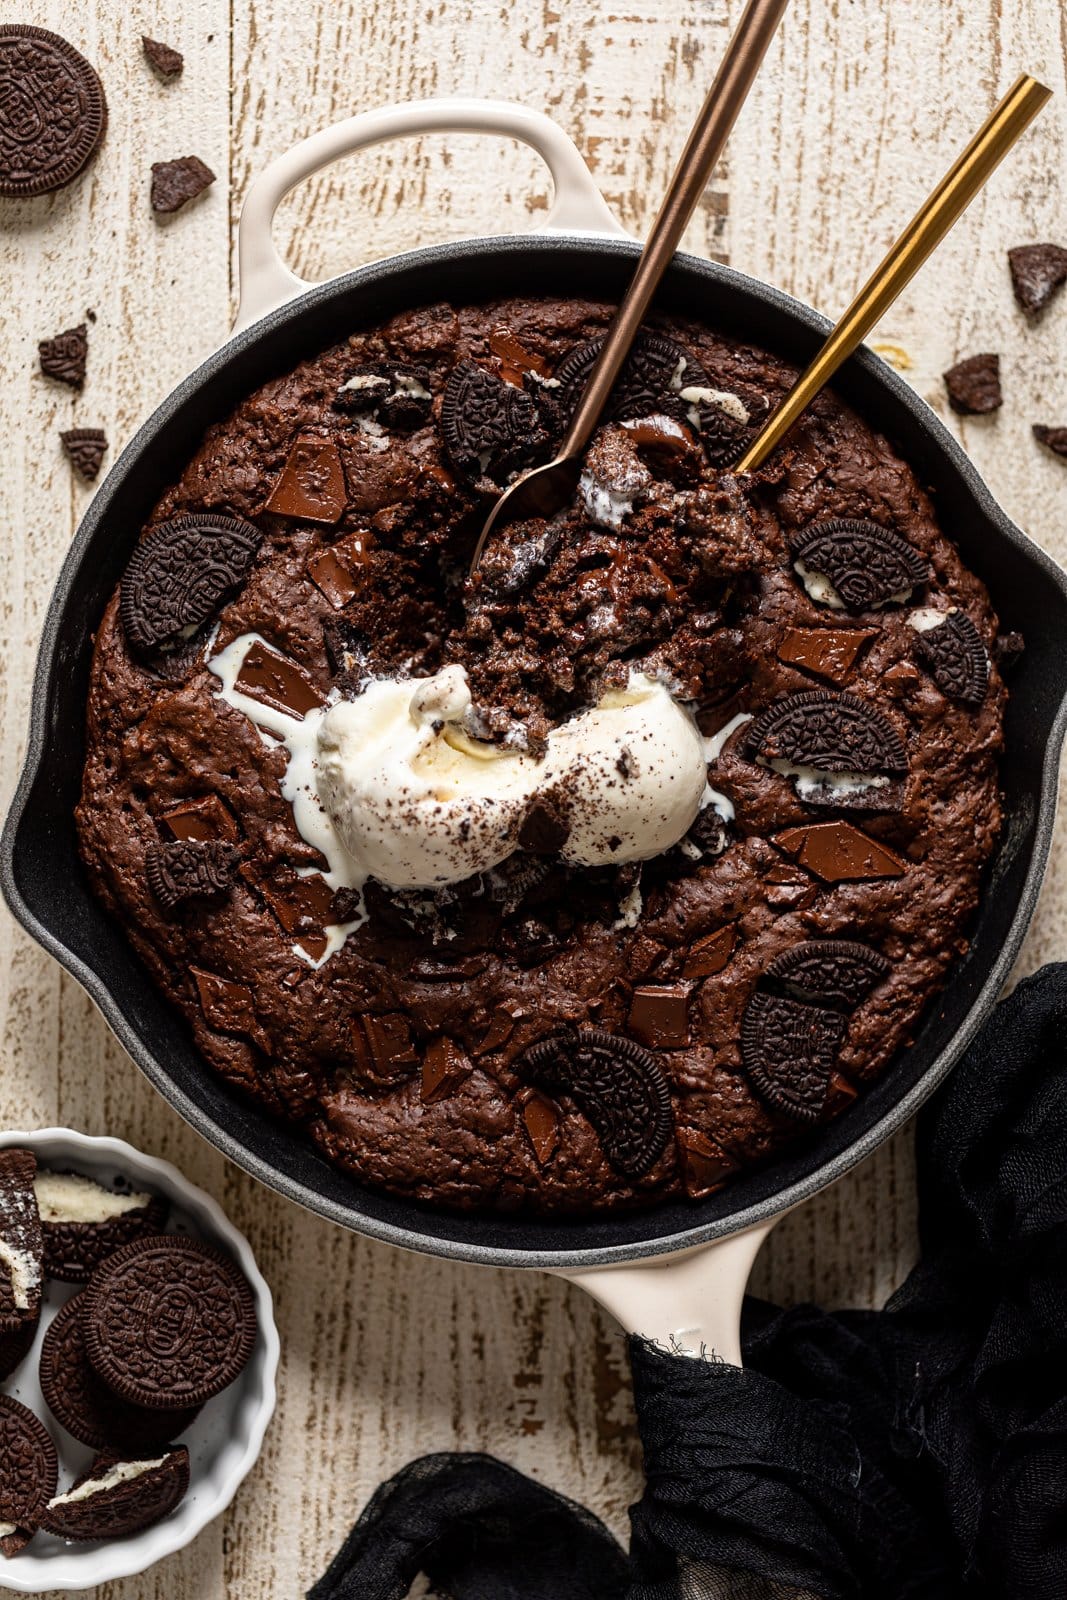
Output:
[[0, 1148, 257, 1553]]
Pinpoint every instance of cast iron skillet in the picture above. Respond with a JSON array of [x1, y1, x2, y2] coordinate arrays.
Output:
[[3, 102, 1066, 1282]]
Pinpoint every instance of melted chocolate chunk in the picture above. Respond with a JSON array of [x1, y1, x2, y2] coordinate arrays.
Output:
[[913, 611, 989, 705], [1008, 242, 1067, 315], [234, 640, 325, 717], [743, 690, 907, 775], [741, 991, 846, 1122], [789, 519, 930, 612], [161, 794, 238, 842], [120, 514, 261, 655], [60, 427, 108, 481], [440, 360, 546, 485], [773, 821, 907, 883], [352, 1013, 419, 1085], [265, 436, 347, 523], [682, 925, 737, 980], [191, 968, 270, 1051], [943, 353, 1002, 416], [333, 361, 432, 430], [146, 840, 236, 911], [766, 939, 890, 1008], [775, 626, 876, 687], [39, 322, 87, 387], [519, 1027, 673, 1178], [421, 1037, 473, 1103], [521, 1091, 561, 1166], [675, 1127, 739, 1199], [627, 985, 690, 1048]]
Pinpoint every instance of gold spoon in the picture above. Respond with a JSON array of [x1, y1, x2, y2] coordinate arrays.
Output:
[[468, 0, 791, 578], [736, 73, 1051, 473]]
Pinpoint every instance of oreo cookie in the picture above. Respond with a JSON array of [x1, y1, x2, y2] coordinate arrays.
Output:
[[912, 610, 989, 706], [789, 519, 930, 612], [333, 361, 433, 431], [0, 1149, 43, 1380], [120, 513, 262, 656], [40, 1296, 200, 1452], [0, 26, 108, 198], [146, 839, 237, 913], [41, 1446, 190, 1542], [440, 360, 546, 486], [34, 1168, 168, 1284], [60, 427, 108, 481], [519, 1027, 673, 1178], [740, 991, 846, 1123], [83, 1235, 257, 1411], [766, 939, 890, 1009], [0, 1395, 58, 1558]]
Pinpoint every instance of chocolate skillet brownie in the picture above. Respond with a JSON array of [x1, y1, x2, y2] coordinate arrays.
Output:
[[76, 296, 1008, 1213]]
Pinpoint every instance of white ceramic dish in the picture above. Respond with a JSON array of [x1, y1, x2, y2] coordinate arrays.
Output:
[[0, 1128, 278, 1593]]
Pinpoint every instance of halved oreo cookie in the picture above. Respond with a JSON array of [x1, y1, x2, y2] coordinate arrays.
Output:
[[146, 839, 238, 913], [40, 1295, 201, 1451], [744, 691, 907, 774], [34, 1169, 168, 1284], [912, 610, 989, 705], [83, 1235, 257, 1411], [740, 992, 846, 1123], [120, 514, 262, 656], [41, 1446, 189, 1542], [0, 1149, 43, 1380], [440, 360, 546, 485], [0, 1395, 58, 1558], [518, 1027, 673, 1178], [333, 361, 433, 430], [789, 520, 930, 612], [765, 940, 890, 1009]]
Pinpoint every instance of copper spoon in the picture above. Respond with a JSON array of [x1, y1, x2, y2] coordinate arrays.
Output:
[[735, 73, 1051, 473], [468, 0, 791, 578]]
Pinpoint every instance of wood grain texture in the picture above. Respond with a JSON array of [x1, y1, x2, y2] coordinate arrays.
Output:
[[0, 2, 1063, 1595]]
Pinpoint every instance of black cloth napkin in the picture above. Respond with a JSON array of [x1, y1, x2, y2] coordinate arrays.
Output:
[[309, 964, 1067, 1600]]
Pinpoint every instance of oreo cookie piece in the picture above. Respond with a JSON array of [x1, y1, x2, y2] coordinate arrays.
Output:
[[34, 1169, 168, 1284], [1008, 242, 1067, 315], [0, 26, 108, 198], [40, 1296, 200, 1451], [150, 154, 216, 214], [1033, 424, 1067, 460], [60, 427, 108, 482], [38, 322, 88, 388], [333, 361, 433, 431], [519, 1027, 673, 1178], [120, 513, 262, 656], [0, 1395, 58, 1558], [440, 360, 546, 486], [142, 36, 184, 80], [789, 519, 930, 612], [741, 992, 846, 1123], [0, 1149, 43, 1381], [146, 840, 237, 913], [943, 352, 1002, 416], [41, 1446, 190, 1542], [766, 940, 890, 1009], [83, 1235, 257, 1410], [912, 610, 989, 705]]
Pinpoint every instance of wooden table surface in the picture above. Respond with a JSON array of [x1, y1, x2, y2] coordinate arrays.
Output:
[[1, 2, 1065, 1594]]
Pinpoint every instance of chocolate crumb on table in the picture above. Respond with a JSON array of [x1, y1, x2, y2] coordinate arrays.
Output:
[[150, 155, 216, 215], [1008, 242, 1067, 315], [943, 352, 1002, 415], [141, 36, 184, 79], [1033, 424, 1067, 460]]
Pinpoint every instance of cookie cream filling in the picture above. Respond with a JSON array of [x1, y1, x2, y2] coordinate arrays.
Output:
[[795, 559, 914, 611], [48, 1457, 168, 1508], [0, 1523, 16, 1538], [0, 1239, 39, 1310], [766, 759, 890, 800], [34, 1171, 152, 1225]]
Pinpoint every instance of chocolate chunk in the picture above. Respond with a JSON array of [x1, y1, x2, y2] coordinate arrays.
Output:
[[146, 839, 236, 911], [192, 968, 270, 1052], [1033, 424, 1067, 460], [60, 426, 108, 481], [420, 1037, 473, 1104], [913, 611, 989, 705], [0, 1149, 42, 1381], [766, 939, 890, 1008], [256, 870, 334, 937], [83, 1235, 256, 1410], [333, 362, 432, 430], [42, 1446, 190, 1541], [775, 625, 876, 687], [682, 925, 737, 980], [352, 1013, 419, 1085], [440, 360, 546, 485], [1008, 242, 1067, 315], [0, 1395, 58, 1558], [161, 794, 238, 842], [627, 985, 690, 1048], [233, 639, 325, 717], [38, 322, 87, 387], [120, 513, 261, 656], [520, 1091, 560, 1166], [518, 796, 570, 855], [142, 35, 184, 78], [943, 353, 1002, 415], [36, 1169, 168, 1283], [150, 154, 216, 214], [489, 326, 552, 383], [773, 821, 907, 883], [741, 991, 846, 1123], [265, 436, 348, 523], [789, 519, 930, 612], [519, 1027, 673, 1178], [675, 1127, 740, 1199], [40, 1294, 200, 1449], [307, 532, 375, 608], [505, 916, 564, 967], [0, 26, 108, 197], [743, 690, 907, 776]]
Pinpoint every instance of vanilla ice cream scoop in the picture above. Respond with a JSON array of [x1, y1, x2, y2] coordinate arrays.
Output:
[[315, 665, 709, 889]]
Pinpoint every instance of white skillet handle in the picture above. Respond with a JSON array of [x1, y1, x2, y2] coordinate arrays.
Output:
[[234, 98, 630, 333], [556, 1219, 775, 1363]]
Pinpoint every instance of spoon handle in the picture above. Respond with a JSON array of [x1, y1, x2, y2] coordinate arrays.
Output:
[[736, 73, 1051, 474], [560, 0, 790, 460]]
